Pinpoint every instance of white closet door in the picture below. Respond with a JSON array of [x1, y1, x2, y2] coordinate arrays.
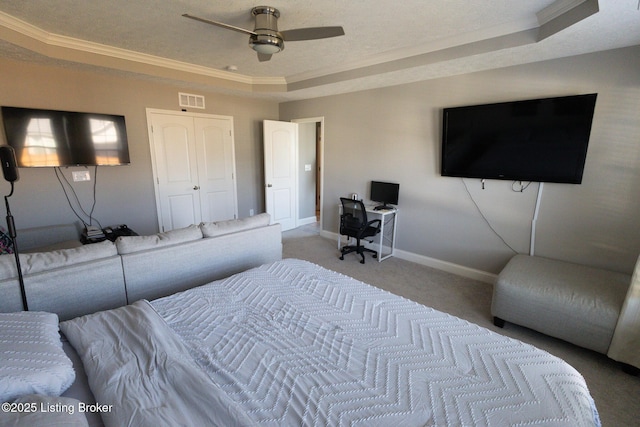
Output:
[[194, 117, 238, 222], [148, 112, 201, 231], [148, 110, 238, 232]]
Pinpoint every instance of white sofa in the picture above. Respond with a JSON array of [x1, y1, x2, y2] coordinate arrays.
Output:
[[0, 214, 281, 321], [492, 254, 640, 372]]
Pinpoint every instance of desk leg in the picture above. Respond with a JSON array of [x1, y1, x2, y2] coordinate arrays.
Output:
[[377, 217, 384, 261], [377, 211, 397, 262]]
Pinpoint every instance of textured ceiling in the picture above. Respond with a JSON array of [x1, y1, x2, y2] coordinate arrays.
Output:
[[0, 0, 639, 101]]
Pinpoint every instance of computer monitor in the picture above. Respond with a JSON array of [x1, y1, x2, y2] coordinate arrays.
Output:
[[370, 181, 399, 210]]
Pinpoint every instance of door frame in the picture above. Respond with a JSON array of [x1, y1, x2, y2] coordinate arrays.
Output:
[[146, 108, 238, 231], [292, 117, 325, 232]]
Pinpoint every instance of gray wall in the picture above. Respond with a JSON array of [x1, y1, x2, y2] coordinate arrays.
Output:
[[2, 45, 639, 277], [0, 57, 279, 236], [280, 46, 640, 275]]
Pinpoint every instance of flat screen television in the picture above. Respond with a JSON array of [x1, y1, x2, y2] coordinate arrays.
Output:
[[441, 93, 597, 184], [1, 106, 130, 167], [370, 181, 399, 210]]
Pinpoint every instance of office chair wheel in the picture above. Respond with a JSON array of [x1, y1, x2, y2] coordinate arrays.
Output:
[[372, 253, 377, 258], [340, 255, 344, 260]]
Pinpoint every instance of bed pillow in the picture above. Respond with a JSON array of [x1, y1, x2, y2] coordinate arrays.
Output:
[[200, 213, 271, 238], [0, 240, 117, 281], [115, 224, 203, 255], [0, 311, 75, 402]]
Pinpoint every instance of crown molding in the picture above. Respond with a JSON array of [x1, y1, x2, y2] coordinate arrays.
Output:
[[536, 0, 599, 41], [0, 11, 286, 88], [537, 0, 589, 25], [0, 3, 606, 98]]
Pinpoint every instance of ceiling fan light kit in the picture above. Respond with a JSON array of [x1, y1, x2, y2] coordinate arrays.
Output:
[[249, 33, 283, 55], [250, 6, 283, 55], [183, 5, 344, 62]]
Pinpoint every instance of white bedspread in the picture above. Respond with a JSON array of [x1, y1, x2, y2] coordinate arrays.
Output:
[[63, 259, 600, 426], [60, 300, 255, 427]]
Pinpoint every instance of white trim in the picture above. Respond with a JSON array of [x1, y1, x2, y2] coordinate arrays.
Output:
[[394, 249, 498, 284], [321, 230, 498, 284]]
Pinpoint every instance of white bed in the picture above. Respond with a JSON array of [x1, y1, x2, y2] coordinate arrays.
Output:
[[58, 259, 600, 427]]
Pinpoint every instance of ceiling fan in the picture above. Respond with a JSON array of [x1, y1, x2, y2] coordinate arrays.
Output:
[[183, 6, 345, 62]]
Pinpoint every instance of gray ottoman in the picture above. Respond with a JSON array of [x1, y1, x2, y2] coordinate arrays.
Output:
[[491, 254, 631, 354]]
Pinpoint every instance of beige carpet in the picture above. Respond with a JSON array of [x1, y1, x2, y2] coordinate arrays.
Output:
[[282, 226, 640, 427]]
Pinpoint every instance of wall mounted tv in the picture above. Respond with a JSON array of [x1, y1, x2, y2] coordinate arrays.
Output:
[[1, 106, 130, 167], [441, 93, 597, 184]]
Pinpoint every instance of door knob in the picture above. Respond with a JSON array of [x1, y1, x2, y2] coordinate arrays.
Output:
[[267, 184, 273, 188], [193, 185, 200, 190]]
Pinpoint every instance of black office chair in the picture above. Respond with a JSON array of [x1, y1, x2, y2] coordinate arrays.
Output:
[[339, 197, 381, 264]]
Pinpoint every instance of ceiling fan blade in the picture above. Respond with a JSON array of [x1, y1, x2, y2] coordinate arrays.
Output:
[[280, 26, 345, 41], [257, 53, 272, 62], [182, 14, 256, 36]]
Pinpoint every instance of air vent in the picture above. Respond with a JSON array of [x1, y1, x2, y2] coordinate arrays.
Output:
[[178, 92, 205, 109]]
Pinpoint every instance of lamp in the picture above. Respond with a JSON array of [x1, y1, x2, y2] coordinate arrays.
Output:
[[0, 146, 27, 311], [249, 33, 284, 54]]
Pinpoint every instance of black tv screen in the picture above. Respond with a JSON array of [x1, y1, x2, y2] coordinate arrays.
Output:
[[1, 106, 130, 167], [441, 93, 597, 184]]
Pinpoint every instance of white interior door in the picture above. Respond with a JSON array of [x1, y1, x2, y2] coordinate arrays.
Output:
[[148, 112, 200, 231], [194, 117, 238, 222], [264, 120, 298, 231]]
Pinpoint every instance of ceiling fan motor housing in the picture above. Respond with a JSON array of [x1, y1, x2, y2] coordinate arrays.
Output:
[[250, 6, 284, 54]]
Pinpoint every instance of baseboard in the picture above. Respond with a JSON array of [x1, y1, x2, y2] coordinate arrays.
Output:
[[393, 248, 497, 284], [297, 216, 318, 227], [321, 230, 497, 284]]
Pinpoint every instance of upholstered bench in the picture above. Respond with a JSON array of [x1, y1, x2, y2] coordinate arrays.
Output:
[[491, 255, 638, 371]]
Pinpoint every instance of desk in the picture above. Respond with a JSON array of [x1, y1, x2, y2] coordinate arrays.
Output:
[[338, 205, 398, 262]]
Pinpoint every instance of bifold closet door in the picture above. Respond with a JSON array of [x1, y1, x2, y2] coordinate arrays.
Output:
[[148, 110, 238, 232], [193, 117, 237, 224]]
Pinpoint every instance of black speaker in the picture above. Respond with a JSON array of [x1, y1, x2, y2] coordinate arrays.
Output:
[[0, 146, 19, 182]]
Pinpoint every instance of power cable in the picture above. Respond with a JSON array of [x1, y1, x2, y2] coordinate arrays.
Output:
[[54, 167, 103, 229], [462, 179, 518, 254]]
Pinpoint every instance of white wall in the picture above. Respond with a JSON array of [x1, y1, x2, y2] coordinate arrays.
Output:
[[280, 46, 640, 275]]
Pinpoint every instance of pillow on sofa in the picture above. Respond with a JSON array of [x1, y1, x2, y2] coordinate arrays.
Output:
[[0, 311, 75, 402], [116, 224, 203, 255], [200, 213, 271, 238], [0, 240, 117, 280]]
